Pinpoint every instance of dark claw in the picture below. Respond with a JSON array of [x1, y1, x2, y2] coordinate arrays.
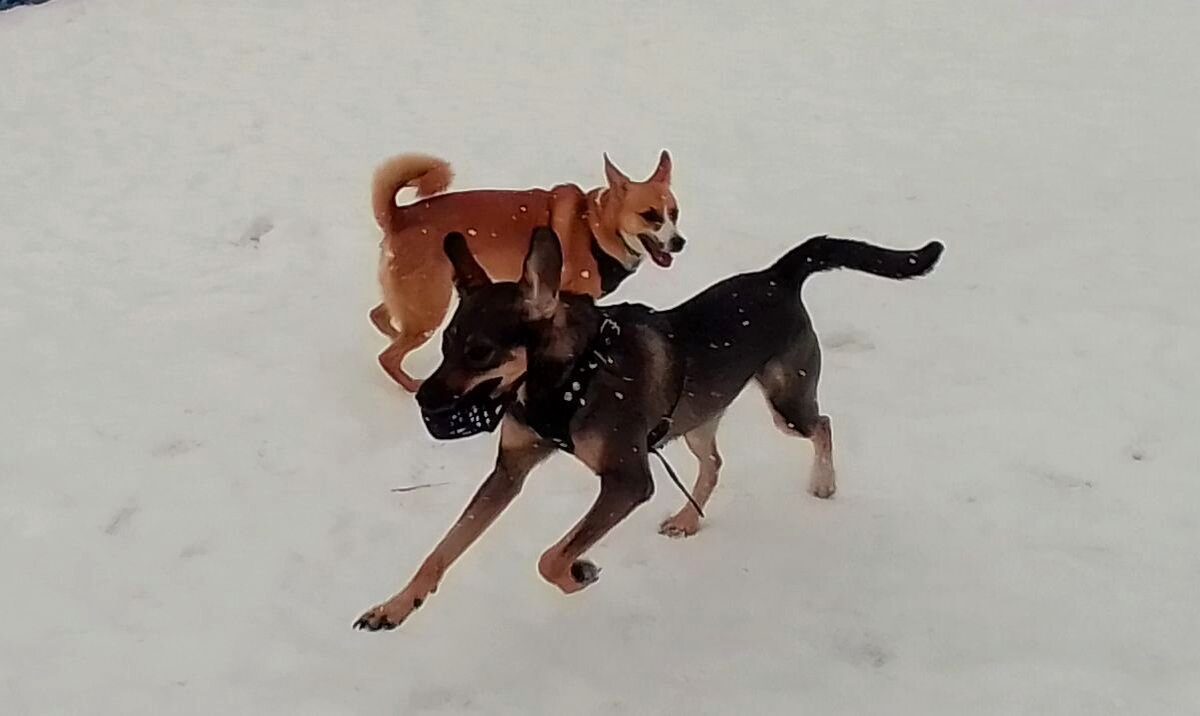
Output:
[[354, 613, 396, 631], [412, 597, 423, 609]]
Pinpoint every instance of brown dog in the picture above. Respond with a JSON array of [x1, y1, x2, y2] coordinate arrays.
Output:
[[370, 151, 685, 391]]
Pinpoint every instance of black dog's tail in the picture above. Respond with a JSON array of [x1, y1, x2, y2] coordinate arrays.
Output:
[[773, 235, 944, 285]]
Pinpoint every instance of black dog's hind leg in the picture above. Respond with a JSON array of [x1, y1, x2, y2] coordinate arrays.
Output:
[[757, 352, 836, 499]]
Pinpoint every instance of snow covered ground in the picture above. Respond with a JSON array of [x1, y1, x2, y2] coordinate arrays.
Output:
[[2, 1, 1199, 713]]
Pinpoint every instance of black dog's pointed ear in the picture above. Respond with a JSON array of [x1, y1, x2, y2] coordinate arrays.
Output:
[[520, 227, 562, 319], [444, 232, 491, 293]]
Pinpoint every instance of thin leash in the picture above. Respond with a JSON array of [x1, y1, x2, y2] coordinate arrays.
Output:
[[649, 446, 704, 517], [570, 316, 705, 517], [644, 360, 702, 517]]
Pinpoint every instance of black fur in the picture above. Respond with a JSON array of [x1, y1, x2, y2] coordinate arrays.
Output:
[[591, 236, 635, 295], [774, 234, 944, 282]]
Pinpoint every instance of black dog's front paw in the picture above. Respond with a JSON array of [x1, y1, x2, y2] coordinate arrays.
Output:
[[569, 559, 601, 587], [353, 607, 401, 632], [540, 554, 602, 594], [353, 594, 425, 632]]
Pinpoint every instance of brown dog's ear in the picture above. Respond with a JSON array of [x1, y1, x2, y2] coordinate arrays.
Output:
[[603, 153, 630, 192], [650, 149, 672, 183], [520, 227, 563, 319], [443, 232, 491, 293]]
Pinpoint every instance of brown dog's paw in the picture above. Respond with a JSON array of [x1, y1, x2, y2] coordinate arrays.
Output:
[[353, 595, 425, 632], [658, 512, 700, 538]]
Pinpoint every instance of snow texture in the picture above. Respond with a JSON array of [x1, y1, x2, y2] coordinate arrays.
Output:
[[2, 1, 1199, 714], [0, 1, 52, 12]]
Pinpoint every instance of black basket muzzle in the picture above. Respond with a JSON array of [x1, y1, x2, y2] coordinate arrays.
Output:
[[419, 377, 518, 440]]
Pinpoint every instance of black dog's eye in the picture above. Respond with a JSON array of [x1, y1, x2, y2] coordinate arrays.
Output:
[[668, 207, 679, 222], [639, 209, 663, 224], [464, 343, 495, 366]]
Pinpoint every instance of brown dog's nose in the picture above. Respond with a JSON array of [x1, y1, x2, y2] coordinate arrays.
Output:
[[669, 235, 686, 252]]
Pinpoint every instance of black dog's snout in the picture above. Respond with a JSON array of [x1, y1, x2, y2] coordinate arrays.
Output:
[[415, 379, 458, 413], [669, 235, 686, 252]]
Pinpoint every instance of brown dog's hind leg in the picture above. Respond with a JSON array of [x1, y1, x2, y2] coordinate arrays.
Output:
[[355, 421, 551, 632], [369, 303, 400, 340], [537, 460, 654, 594], [379, 337, 430, 393], [377, 267, 453, 392], [659, 417, 723, 538]]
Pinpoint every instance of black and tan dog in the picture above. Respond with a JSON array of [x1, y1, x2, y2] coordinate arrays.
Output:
[[355, 227, 943, 631]]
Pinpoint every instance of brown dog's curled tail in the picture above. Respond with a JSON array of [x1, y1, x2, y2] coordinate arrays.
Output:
[[371, 153, 454, 229], [775, 235, 944, 285]]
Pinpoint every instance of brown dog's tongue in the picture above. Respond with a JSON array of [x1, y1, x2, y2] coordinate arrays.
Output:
[[640, 236, 674, 267]]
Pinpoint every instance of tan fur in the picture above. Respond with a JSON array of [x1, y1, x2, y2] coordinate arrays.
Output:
[[369, 151, 681, 392]]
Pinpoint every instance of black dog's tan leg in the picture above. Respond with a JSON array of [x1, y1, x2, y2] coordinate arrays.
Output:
[[355, 422, 550, 631], [537, 460, 654, 594], [659, 418, 723, 538], [768, 403, 836, 498], [806, 415, 835, 498], [757, 354, 836, 498]]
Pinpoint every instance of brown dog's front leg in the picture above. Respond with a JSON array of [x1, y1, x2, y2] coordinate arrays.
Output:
[[355, 423, 550, 631], [537, 460, 654, 593]]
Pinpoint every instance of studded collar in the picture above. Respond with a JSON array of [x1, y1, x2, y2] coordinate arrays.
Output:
[[509, 317, 622, 452], [511, 315, 680, 453]]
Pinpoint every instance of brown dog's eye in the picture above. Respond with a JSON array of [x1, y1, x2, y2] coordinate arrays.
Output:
[[668, 207, 679, 222], [638, 209, 663, 224], [464, 343, 495, 366]]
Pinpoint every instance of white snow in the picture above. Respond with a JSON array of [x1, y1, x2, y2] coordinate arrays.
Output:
[[3, 1, 1199, 713]]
